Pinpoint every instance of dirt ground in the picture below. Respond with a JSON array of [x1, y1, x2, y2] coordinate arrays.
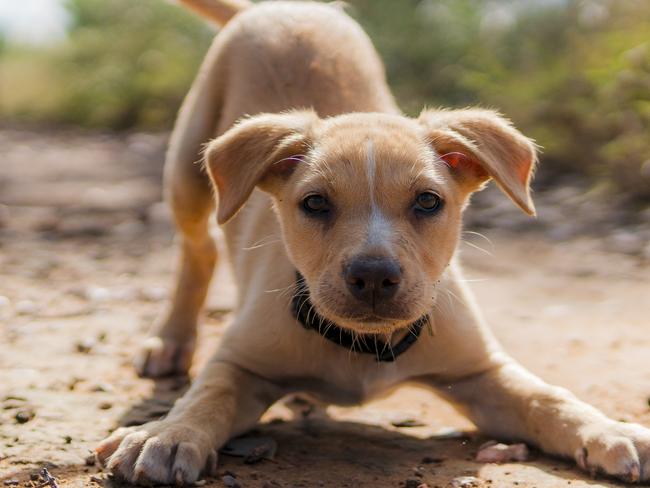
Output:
[[1, 128, 649, 488]]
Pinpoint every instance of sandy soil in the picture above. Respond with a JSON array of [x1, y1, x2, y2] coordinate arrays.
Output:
[[1, 129, 649, 488]]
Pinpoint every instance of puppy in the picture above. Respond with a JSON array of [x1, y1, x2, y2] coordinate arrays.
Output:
[[97, 1, 650, 484]]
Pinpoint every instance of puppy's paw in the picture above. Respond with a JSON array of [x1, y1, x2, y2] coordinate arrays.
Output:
[[284, 394, 329, 420], [96, 421, 218, 486], [574, 421, 650, 483], [135, 335, 195, 377]]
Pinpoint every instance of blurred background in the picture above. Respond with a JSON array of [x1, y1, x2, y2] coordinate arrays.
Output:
[[1, 2, 650, 486], [2, 0, 650, 201], [1, 0, 650, 249]]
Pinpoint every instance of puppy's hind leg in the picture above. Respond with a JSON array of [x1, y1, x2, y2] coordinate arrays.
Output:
[[136, 46, 224, 378], [136, 159, 217, 378]]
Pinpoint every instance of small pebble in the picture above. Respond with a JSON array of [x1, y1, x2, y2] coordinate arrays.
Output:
[[222, 475, 240, 488], [405, 480, 421, 488], [85, 454, 96, 466], [449, 476, 485, 488], [3, 479, 19, 486], [244, 442, 275, 464], [421, 456, 444, 464], [15, 299, 38, 316], [84, 286, 111, 303], [75, 338, 96, 354], [15, 408, 35, 424], [475, 441, 529, 463], [91, 383, 114, 393], [98, 402, 113, 410]]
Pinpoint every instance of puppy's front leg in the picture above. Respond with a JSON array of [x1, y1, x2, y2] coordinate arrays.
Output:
[[429, 360, 650, 482], [97, 360, 282, 485]]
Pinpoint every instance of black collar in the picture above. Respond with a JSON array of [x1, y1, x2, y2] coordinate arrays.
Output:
[[291, 272, 430, 362]]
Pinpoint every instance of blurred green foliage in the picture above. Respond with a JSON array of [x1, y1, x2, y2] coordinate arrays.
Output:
[[1, 0, 649, 199], [353, 0, 650, 200], [1, 0, 213, 129]]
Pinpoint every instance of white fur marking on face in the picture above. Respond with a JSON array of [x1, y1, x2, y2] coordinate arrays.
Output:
[[366, 140, 391, 246], [367, 139, 377, 205]]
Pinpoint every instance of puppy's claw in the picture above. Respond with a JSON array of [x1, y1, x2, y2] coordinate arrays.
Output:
[[95, 426, 137, 466], [574, 447, 588, 471], [174, 468, 184, 486], [625, 461, 641, 483], [204, 449, 219, 477]]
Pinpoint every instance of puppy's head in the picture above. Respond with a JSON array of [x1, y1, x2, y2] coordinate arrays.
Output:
[[205, 109, 536, 334]]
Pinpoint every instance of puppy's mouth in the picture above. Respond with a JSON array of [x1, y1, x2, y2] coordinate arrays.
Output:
[[355, 314, 395, 323], [337, 311, 410, 325], [295, 273, 431, 334], [314, 306, 420, 334]]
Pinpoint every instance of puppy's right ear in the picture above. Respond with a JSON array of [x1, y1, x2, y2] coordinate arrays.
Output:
[[204, 111, 319, 225]]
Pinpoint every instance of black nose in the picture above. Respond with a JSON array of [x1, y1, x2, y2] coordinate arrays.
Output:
[[344, 256, 402, 306]]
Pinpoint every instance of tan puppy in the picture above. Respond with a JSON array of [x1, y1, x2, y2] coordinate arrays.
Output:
[[97, 1, 650, 485]]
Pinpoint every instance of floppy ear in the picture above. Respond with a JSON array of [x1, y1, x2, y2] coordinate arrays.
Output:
[[204, 110, 319, 224], [418, 108, 538, 215]]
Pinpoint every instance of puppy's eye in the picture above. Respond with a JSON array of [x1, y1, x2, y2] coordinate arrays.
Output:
[[414, 191, 443, 215], [302, 194, 330, 215]]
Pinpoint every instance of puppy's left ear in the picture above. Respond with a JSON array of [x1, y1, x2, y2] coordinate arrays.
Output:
[[204, 110, 319, 225], [419, 109, 538, 215]]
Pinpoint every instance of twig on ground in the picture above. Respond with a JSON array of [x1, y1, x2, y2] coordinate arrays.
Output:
[[38, 469, 60, 488]]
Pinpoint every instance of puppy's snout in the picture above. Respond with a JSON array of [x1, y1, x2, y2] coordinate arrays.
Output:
[[344, 256, 401, 306]]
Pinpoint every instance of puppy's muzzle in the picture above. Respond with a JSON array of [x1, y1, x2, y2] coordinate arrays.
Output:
[[344, 256, 402, 308]]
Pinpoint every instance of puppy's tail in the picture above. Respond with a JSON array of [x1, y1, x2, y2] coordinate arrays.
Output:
[[177, 0, 252, 26]]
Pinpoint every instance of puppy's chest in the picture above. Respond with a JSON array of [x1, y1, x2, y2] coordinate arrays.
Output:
[[288, 361, 413, 406]]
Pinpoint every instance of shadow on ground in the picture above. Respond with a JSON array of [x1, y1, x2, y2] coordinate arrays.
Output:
[[1, 407, 627, 488], [29, 377, 627, 487]]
